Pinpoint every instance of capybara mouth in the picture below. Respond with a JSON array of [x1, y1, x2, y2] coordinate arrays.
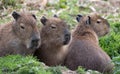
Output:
[[63, 34, 71, 45]]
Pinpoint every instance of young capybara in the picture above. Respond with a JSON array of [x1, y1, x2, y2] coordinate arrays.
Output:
[[64, 13, 114, 73], [0, 11, 41, 56], [34, 16, 71, 66]]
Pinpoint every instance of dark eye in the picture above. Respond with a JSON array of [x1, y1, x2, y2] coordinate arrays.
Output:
[[97, 19, 101, 24], [51, 24, 56, 29], [20, 26, 25, 29], [20, 23, 25, 29], [97, 21, 101, 24]]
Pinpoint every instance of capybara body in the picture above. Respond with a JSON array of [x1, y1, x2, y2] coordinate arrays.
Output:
[[64, 13, 113, 73], [0, 11, 41, 57], [34, 16, 71, 66]]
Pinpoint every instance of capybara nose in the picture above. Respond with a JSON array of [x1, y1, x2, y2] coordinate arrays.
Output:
[[31, 38, 40, 49], [63, 33, 71, 45]]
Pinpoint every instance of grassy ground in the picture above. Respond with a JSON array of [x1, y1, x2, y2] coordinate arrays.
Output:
[[0, 55, 102, 74], [0, 0, 120, 74]]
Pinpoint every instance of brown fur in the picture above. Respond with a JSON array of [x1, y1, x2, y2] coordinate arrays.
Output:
[[0, 11, 41, 57], [64, 13, 113, 73], [34, 16, 71, 66]]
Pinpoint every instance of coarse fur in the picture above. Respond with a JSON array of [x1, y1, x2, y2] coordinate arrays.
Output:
[[0, 11, 41, 57], [64, 13, 113, 73], [34, 16, 71, 66]]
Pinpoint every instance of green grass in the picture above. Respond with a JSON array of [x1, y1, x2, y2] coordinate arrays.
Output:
[[0, 55, 102, 74], [0, 55, 61, 74], [100, 22, 120, 57], [112, 56, 120, 74]]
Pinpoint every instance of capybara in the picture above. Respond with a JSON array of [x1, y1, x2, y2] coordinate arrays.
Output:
[[0, 11, 41, 56], [34, 16, 71, 66], [64, 13, 113, 73]]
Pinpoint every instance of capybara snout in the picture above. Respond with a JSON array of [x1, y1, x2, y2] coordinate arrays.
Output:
[[63, 29, 71, 45], [30, 34, 40, 49]]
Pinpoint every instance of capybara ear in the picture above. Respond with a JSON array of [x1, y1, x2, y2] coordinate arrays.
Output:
[[76, 14, 83, 22], [12, 11, 20, 21], [40, 16, 47, 25], [86, 16, 91, 25], [53, 14, 58, 18], [32, 14, 37, 20]]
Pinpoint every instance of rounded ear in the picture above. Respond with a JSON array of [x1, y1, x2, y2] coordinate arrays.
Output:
[[32, 14, 37, 20], [86, 16, 91, 25], [76, 14, 83, 22], [53, 14, 58, 18], [40, 16, 47, 25], [12, 11, 20, 21]]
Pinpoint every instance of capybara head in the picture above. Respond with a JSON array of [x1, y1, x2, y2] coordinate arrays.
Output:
[[40, 16, 71, 46], [12, 11, 41, 49], [76, 13, 110, 37]]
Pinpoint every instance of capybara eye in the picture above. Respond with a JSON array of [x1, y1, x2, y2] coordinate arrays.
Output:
[[97, 19, 101, 24], [20, 26, 25, 29], [97, 21, 101, 24], [20, 23, 25, 29], [51, 24, 56, 29]]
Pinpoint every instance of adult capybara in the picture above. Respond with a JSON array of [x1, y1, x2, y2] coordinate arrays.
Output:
[[0, 11, 41, 57], [34, 16, 71, 66], [64, 13, 114, 73]]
